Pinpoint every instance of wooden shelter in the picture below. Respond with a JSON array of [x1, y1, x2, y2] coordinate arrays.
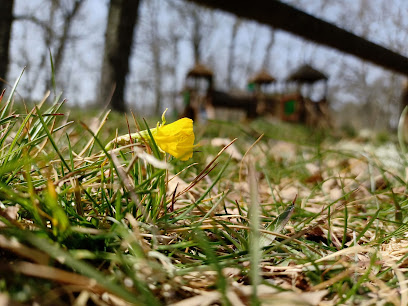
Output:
[[248, 70, 278, 115], [182, 63, 214, 120], [185, 63, 214, 91], [286, 64, 329, 98], [280, 64, 330, 126]]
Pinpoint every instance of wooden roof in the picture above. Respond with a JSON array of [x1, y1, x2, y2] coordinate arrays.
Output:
[[287, 64, 328, 83], [186, 63, 213, 78], [250, 70, 276, 84]]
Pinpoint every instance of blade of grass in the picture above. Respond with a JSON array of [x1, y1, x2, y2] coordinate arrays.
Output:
[[197, 191, 229, 225], [0, 67, 25, 118], [261, 197, 295, 247], [248, 161, 261, 306], [35, 105, 71, 171], [5, 108, 35, 163], [398, 105, 408, 155], [49, 49, 56, 97], [350, 208, 380, 246]]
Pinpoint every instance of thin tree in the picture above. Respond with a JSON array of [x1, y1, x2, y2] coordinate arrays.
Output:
[[0, 0, 15, 81], [14, 0, 86, 95], [172, 2, 215, 65], [53, 0, 84, 76], [262, 27, 275, 70], [146, 0, 163, 114], [98, 0, 140, 112], [191, 9, 203, 64], [226, 19, 240, 89]]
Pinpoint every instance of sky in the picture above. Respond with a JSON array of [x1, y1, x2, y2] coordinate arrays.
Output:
[[7, 0, 408, 120]]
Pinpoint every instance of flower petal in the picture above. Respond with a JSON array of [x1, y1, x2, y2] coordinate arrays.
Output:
[[153, 118, 195, 161]]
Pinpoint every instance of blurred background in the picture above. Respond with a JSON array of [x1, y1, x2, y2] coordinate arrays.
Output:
[[2, 0, 408, 131]]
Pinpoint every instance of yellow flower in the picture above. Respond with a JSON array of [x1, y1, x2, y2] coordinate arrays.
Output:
[[152, 118, 195, 161], [105, 110, 195, 161]]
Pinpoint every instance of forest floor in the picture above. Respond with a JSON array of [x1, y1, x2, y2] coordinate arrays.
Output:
[[1, 86, 408, 305]]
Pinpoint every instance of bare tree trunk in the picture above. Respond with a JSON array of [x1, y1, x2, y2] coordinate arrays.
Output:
[[191, 9, 202, 64], [171, 2, 216, 68], [152, 39, 162, 114], [262, 27, 275, 69], [38, 0, 58, 93], [226, 19, 240, 89], [98, 0, 140, 112], [171, 34, 180, 111], [244, 26, 258, 79], [148, 0, 163, 115], [0, 0, 14, 81]]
